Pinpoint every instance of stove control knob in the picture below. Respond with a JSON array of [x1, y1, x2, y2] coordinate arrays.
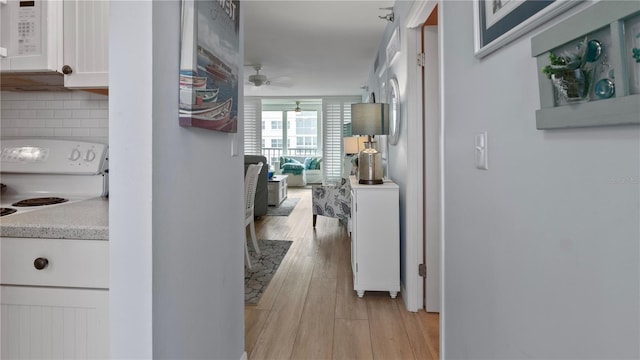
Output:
[[34, 257, 49, 270], [85, 149, 96, 162], [69, 148, 81, 161]]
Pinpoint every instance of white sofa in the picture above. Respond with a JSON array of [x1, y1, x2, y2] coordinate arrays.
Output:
[[275, 155, 322, 186]]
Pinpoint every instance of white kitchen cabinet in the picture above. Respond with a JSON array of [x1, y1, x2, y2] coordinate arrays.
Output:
[[63, 0, 109, 88], [0, 237, 109, 359], [1, 286, 109, 359], [350, 177, 400, 298]]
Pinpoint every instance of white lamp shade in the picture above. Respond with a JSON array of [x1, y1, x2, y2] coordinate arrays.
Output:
[[344, 137, 360, 154], [351, 103, 390, 136]]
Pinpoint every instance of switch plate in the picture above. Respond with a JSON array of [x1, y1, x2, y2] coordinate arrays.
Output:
[[475, 132, 488, 170], [230, 133, 238, 157]]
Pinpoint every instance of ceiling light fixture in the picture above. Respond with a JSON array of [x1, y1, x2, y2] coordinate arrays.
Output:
[[294, 101, 302, 113]]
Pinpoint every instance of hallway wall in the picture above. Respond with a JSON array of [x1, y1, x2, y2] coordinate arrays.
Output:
[[440, 1, 639, 358]]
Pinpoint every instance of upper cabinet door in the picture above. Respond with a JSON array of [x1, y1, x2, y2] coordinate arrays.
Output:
[[63, 0, 108, 88]]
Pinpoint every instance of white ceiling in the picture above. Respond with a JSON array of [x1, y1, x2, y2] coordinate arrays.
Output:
[[243, 0, 394, 97]]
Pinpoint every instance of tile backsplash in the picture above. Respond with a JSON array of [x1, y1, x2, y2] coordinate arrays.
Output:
[[0, 90, 108, 144]]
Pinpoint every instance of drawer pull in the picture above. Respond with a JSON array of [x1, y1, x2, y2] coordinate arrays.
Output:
[[33, 257, 49, 270]]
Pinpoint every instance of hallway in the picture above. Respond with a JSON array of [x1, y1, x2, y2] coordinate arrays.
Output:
[[245, 187, 439, 359]]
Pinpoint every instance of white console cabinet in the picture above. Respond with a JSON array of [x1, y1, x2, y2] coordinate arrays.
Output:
[[349, 177, 400, 298]]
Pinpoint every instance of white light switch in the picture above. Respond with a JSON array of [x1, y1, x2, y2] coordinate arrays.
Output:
[[475, 132, 488, 170]]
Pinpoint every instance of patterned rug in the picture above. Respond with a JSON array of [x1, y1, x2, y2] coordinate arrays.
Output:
[[245, 239, 293, 304], [266, 197, 300, 216]]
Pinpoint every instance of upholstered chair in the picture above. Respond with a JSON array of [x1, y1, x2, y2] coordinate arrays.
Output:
[[311, 159, 353, 227]]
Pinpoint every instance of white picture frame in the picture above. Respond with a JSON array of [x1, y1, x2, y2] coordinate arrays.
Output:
[[474, 0, 581, 58]]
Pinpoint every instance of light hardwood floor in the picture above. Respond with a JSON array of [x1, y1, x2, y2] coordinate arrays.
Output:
[[245, 187, 439, 360]]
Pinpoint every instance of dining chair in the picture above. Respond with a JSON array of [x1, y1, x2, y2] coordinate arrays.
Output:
[[244, 162, 264, 269]]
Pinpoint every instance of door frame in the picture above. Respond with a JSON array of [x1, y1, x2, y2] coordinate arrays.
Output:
[[403, 0, 439, 313]]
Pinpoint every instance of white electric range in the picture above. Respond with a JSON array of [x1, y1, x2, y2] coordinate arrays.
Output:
[[0, 138, 108, 217], [0, 138, 110, 358]]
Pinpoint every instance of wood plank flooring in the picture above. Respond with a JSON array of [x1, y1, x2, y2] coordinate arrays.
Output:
[[245, 187, 439, 360]]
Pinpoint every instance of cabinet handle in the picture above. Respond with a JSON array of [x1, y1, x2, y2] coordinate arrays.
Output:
[[61, 65, 73, 75], [33, 257, 49, 270]]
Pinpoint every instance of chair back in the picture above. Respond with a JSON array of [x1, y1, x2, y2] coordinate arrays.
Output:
[[245, 162, 264, 215]]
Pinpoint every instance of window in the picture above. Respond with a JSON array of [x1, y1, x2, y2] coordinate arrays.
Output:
[[271, 139, 282, 148], [246, 97, 358, 175]]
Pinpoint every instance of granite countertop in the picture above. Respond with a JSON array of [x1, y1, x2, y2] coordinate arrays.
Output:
[[0, 197, 109, 240]]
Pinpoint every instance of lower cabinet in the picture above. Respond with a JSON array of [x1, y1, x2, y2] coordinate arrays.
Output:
[[0, 237, 109, 359], [350, 177, 400, 298], [1, 286, 109, 359]]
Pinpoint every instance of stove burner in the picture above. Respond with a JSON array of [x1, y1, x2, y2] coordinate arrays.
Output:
[[0, 208, 17, 216], [12, 197, 69, 207]]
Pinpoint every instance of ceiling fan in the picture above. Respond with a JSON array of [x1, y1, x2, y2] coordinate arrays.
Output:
[[247, 65, 270, 87]]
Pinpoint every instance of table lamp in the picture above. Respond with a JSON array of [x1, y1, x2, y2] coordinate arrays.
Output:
[[351, 103, 389, 184]]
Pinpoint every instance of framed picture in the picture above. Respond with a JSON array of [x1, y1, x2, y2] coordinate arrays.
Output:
[[386, 27, 400, 66], [179, 0, 240, 132], [474, 0, 581, 58]]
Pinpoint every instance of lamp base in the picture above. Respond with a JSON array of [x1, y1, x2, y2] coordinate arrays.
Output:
[[359, 178, 383, 185], [357, 145, 384, 185]]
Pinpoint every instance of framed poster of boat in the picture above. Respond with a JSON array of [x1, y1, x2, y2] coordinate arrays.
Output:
[[179, 0, 240, 132]]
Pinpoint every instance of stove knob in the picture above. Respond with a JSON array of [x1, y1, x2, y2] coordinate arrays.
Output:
[[69, 148, 81, 161], [85, 149, 96, 162], [34, 257, 49, 270]]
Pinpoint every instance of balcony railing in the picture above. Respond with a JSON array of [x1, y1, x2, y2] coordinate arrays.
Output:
[[262, 147, 319, 166]]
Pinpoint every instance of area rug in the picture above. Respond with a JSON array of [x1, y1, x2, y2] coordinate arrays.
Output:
[[245, 239, 293, 304], [266, 197, 300, 216]]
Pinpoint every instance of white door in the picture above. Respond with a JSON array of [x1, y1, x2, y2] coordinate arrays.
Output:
[[423, 23, 441, 313]]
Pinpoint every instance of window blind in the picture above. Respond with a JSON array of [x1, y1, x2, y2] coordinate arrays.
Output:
[[322, 100, 343, 184], [322, 98, 357, 183], [243, 98, 261, 155]]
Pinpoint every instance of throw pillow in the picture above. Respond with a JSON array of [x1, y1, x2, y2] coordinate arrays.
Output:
[[279, 156, 301, 168], [314, 158, 322, 170], [304, 157, 313, 170]]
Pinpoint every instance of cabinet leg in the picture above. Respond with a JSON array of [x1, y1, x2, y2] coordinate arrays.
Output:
[[313, 214, 317, 227], [356, 290, 365, 298], [389, 291, 398, 299]]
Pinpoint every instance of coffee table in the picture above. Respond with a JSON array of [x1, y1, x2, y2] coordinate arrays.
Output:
[[268, 175, 288, 207]]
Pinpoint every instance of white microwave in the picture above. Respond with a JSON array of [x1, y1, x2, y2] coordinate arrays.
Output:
[[0, 0, 63, 72]]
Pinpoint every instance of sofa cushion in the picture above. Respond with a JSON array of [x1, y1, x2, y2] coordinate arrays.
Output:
[[282, 162, 304, 175], [244, 155, 268, 217]]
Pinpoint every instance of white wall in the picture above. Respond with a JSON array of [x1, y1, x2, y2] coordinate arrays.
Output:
[[441, 1, 639, 358], [0, 90, 108, 144], [110, 1, 244, 359]]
